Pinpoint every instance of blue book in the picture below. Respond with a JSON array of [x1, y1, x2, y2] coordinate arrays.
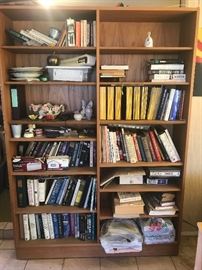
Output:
[[55, 177, 70, 205], [51, 213, 59, 239], [47, 179, 64, 205], [169, 89, 182, 120], [62, 213, 70, 238]]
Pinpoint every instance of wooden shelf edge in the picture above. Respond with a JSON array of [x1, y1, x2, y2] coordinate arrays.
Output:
[[100, 184, 181, 192], [100, 161, 183, 167], [10, 137, 96, 142], [5, 81, 96, 86], [16, 206, 96, 214], [12, 168, 97, 176], [99, 120, 186, 125]]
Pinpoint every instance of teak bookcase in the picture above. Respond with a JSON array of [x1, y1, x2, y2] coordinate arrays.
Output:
[[0, 5, 198, 259]]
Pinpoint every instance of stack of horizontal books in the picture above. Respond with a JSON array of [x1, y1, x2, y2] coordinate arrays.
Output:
[[147, 59, 186, 82], [113, 192, 144, 218], [142, 192, 178, 216], [100, 65, 129, 81]]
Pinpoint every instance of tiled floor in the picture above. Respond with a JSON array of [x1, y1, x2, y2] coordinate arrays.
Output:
[[0, 235, 197, 270]]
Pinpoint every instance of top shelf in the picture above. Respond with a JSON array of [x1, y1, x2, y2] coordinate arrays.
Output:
[[0, 6, 198, 22]]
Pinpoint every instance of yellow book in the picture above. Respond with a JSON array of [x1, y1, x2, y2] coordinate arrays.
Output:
[[99, 86, 107, 120], [115, 86, 122, 120], [107, 86, 114, 120], [133, 86, 141, 120], [126, 86, 133, 120], [140, 86, 148, 120], [147, 87, 162, 120]]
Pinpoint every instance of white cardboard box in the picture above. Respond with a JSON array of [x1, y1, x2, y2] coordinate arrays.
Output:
[[46, 66, 92, 81]]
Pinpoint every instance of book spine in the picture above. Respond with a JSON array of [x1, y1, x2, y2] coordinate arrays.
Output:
[[27, 179, 35, 206], [41, 213, 50, 239], [17, 176, 28, 207], [28, 214, 37, 240], [51, 213, 59, 239], [47, 213, 55, 239], [62, 213, 70, 238], [22, 214, 30, 241]]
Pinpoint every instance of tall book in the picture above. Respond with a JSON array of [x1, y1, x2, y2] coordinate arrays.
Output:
[[10, 86, 26, 120], [133, 86, 141, 120], [115, 86, 122, 120], [125, 86, 133, 120], [100, 86, 107, 120], [107, 86, 114, 120]]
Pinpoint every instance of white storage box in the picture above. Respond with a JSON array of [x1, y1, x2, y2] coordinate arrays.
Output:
[[46, 66, 92, 81]]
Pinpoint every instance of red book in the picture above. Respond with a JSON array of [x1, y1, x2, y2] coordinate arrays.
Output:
[[132, 133, 142, 161], [75, 21, 81, 47], [148, 130, 162, 161]]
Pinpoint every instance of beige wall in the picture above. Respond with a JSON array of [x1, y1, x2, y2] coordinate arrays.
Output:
[[182, 0, 202, 225]]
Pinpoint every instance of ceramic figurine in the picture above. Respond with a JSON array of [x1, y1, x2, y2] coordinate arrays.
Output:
[[144, 32, 153, 47], [85, 100, 93, 120]]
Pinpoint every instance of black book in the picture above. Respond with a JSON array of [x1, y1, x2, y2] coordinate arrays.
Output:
[[57, 214, 64, 238], [153, 128, 170, 161], [36, 141, 49, 158], [79, 142, 88, 166], [32, 142, 43, 157], [10, 86, 26, 120], [79, 214, 87, 241], [70, 142, 79, 167], [121, 86, 126, 120], [38, 214, 45, 239], [75, 142, 84, 167], [136, 135, 147, 162], [64, 180, 77, 206], [16, 176, 28, 207], [6, 28, 30, 44]]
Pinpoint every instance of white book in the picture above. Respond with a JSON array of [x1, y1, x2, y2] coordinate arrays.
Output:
[[44, 179, 57, 204], [101, 65, 129, 70], [47, 213, 55, 239], [20, 30, 43, 45], [90, 178, 96, 212], [28, 214, 37, 240], [70, 179, 81, 206], [41, 213, 50, 239], [27, 179, 35, 206], [164, 129, 181, 161], [38, 178, 47, 203], [66, 18, 75, 46], [33, 179, 39, 206], [125, 134, 137, 163], [30, 29, 57, 45], [49, 142, 59, 156], [150, 63, 184, 70], [163, 88, 176, 121], [159, 131, 180, 162], [22, 214, 30, 241], [89, 141, 94, 167], [117, 192, 142, 203]]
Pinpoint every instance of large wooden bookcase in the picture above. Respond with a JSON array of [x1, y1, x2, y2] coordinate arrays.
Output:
[[0, 5, 198, 259]]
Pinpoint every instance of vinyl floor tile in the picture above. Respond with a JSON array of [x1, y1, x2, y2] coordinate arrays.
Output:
[[63, 258, 100, 270], [137, 256, 176, 270], [0, 249, 27, 270], [0, 240, 15, 249], [101, 257, 138, 270], [25, 259, 63, 270]]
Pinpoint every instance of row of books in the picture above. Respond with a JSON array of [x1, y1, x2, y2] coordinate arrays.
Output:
[[63, 18, 96, 47], [7, 28, 57, 46], [101, 125, 181, 163], [22, 213, 96, 241], [100, 86, 185, 121], [17, 176, 96, 211], [147, 59, 186, 82], [17, 141, 96, 168]]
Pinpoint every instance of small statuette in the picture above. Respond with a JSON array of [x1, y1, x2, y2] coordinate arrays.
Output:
[[144, 32, 153, 47]]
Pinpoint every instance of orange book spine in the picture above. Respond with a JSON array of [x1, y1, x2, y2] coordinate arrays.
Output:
[[75, 21, 81, 47]]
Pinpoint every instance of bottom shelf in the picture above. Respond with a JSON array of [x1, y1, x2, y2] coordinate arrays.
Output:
[[16, 240, 179, 259]]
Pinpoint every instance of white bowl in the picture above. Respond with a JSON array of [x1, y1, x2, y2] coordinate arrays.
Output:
[[74, 113, 82, 121]]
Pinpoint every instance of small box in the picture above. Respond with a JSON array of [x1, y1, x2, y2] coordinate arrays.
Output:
[[47, 155, 70, 170], [12, 156, 46, 172], [46, 66, 92, 82]]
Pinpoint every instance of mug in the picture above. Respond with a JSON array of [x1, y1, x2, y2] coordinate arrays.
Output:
[[11, 124, 22, 138]]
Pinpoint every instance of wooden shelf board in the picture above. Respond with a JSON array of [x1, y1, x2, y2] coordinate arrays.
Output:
[[10, 119, 96, 126], [100, 47, 193, 54], [100, 161, 183, 167], [16, 206, 96, 214], [100, 120, 186, 125], [17, 238, 97, 248], [10, 136, 96, 142], [5, 81, 96, 86], [100, 81, 189, 86], [12, 168, 96, 176], [100, 184, 180, 192]]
